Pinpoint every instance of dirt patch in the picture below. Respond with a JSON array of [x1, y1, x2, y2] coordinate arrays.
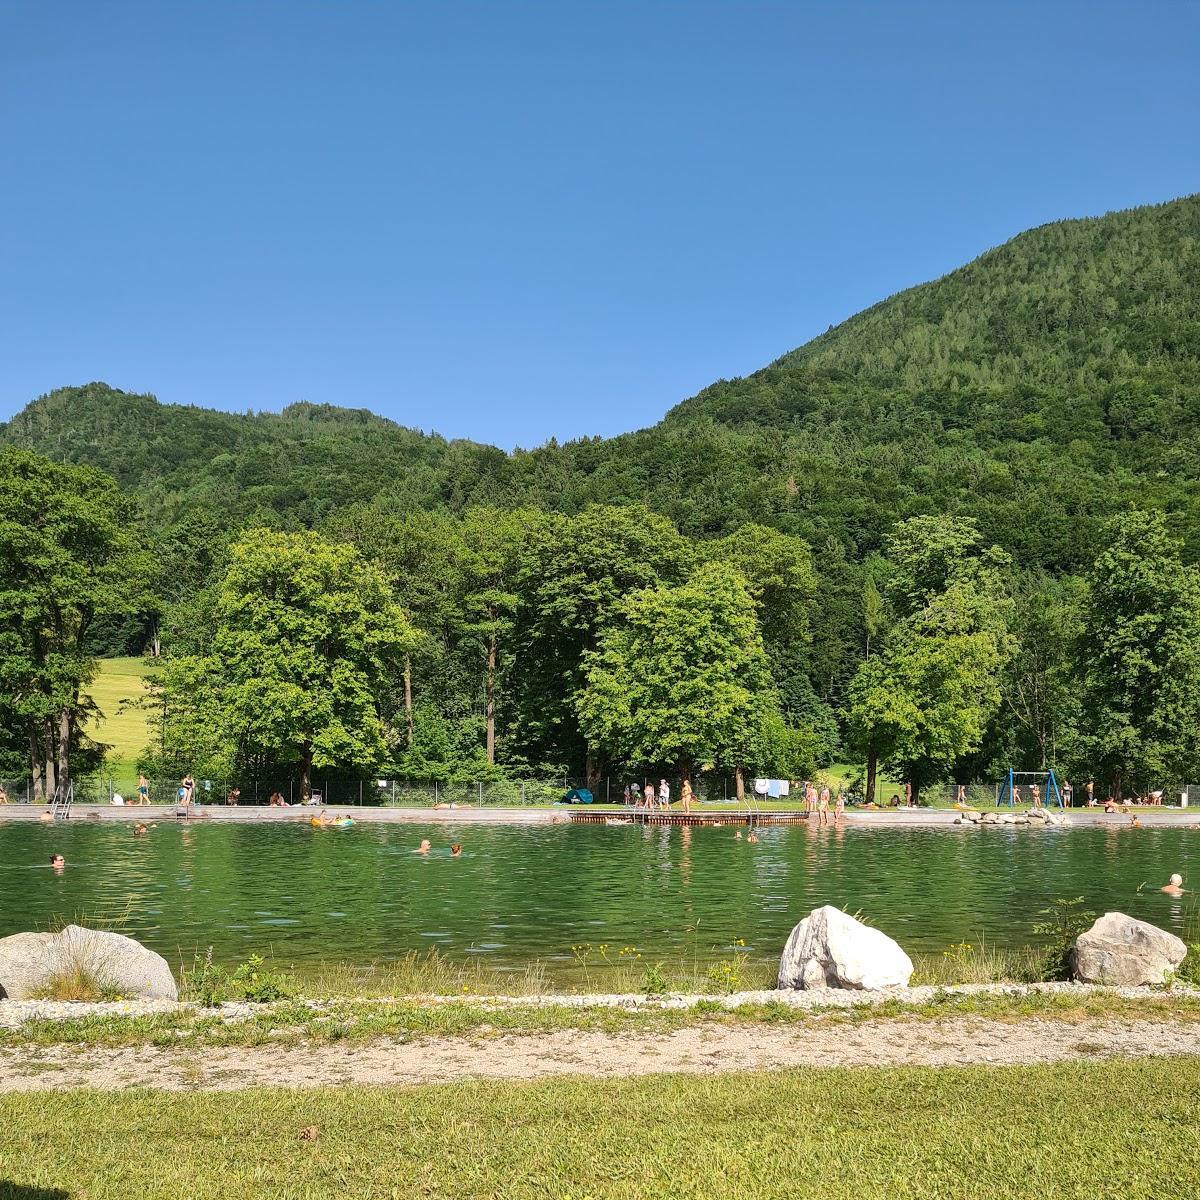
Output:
[[4, 1017, 1200, 1092]]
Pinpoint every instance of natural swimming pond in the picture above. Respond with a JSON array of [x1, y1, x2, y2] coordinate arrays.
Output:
[[1, 820, 1196, 983]]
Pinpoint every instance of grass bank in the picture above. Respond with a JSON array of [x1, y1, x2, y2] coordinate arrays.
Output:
[[8, 988, 1200, 1050], [3, 1057, 1199, 1198]]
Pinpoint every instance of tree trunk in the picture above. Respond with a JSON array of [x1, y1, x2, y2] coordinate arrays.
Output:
[[30, 731, 44, 803], [865, 746, 878, 807], [909, 777, 921, 807], [485, 632, 496, 765], [403, 654, 414, 747], [299, 742, 313, 803], [149, 615, 161, 658], [57, 708, 73, 799], [1111, 770, 1122, 804], [735, 765, 745, 803], [43, 720, 56, 801], [585, 748, 600, 791]]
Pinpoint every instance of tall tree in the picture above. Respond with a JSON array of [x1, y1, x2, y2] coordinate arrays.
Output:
[[576, 562, 776, 780], [168, 529, 413, 797], [1077, 511, 1200, 798], [456, 508, 544, 764], [846, 516, 1012, 804], [512, 505, 694, 778], [0, 448, 151, 798]]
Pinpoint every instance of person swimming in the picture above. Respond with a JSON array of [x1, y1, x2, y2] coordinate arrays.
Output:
[[50, 853, 65, 870], [133, 823, 148, 836], [1162, 873, 1184, 895], [450, 843, 463, 856], [416, 839, 432, 854], [746, 831, 760, 844]]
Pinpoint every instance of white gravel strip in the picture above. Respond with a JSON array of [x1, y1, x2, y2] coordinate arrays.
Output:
[[1, 980, 1194, 1028]]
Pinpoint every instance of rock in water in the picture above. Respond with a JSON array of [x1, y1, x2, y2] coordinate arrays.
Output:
[[0, 925, 177, 1001], [778, 905, 913, 990], [1070, 912, 1186, 986]]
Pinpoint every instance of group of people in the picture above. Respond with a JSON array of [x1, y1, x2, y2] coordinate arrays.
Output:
[[800, 781, 845, 825], [624, 780, 677, 810]]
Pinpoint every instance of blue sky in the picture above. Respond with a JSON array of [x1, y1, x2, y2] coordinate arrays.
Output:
[[1, 2, 1197, 447]]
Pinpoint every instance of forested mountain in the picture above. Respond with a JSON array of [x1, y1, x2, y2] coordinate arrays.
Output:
[[7, 195, 1200, 563], [4, 194, 1200, 789]]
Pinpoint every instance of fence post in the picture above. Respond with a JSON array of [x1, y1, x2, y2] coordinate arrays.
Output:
[[478, 781, 483, 807], [391, 779, 396, 806], [521, 782, 526, 805], [434, 780, 438, 805], [359, 780, 363, 807]]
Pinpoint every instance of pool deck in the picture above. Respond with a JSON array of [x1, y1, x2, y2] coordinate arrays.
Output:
[[0, 803, 1197, 828]]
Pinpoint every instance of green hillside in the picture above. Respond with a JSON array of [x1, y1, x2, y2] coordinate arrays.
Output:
[[6, 195, 1199, 567]]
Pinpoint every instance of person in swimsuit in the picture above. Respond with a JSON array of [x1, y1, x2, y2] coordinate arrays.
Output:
[[137, 774, 150, 805]]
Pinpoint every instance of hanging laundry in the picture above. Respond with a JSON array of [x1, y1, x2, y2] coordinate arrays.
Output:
[[779, 780, 790, 797], [754, 778, 769, 796], [767, 779, 782, 798]]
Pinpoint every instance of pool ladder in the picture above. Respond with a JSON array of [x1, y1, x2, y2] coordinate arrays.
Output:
[[51, 782, 73, 821]]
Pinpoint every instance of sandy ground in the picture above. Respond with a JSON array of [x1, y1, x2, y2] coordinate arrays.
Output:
[[4, 1016, 1200, 1092]]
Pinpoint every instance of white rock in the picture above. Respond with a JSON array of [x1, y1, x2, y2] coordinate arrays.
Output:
[[1070, 912, 1186, 986], [0, 925, 177, 1001], [778, 905, 913, 990]]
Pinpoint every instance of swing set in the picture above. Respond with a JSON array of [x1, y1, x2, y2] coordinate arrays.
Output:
[[996, 768, 1065, 808]]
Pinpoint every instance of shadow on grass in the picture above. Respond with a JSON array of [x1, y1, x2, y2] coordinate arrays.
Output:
[[0, 1184, 70, 1199]]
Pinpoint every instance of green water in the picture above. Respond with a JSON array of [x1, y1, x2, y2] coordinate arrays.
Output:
[[1, 821, 1196, 981]]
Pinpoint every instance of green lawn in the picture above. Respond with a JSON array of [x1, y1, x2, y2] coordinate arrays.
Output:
[[86, 656, 160, 783], [2, 1058, 1199, 1198]]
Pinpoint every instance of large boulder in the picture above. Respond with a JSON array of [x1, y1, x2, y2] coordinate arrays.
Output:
[[1070, 912, 1186, 986], [778, 905, 913, 990], [0, 925, 177, 1001]]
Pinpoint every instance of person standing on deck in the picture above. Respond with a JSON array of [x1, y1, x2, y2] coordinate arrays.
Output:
[[817, 785, 830, 826], [1063, 779, 1074, 808], [1086, 780, 1096, 807], [643, 782, 654, 808], [680, 778, 693, 814], [658, 779, 670, 810]]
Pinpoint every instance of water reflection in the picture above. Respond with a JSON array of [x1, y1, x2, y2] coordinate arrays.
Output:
[[0, 820, 1195, 980]]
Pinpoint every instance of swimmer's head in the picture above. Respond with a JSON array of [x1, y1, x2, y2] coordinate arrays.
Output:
[[450, 843, 462, 856], [50, 853, 65, 868], [1170, 873, 1184, 887], [418, 839, 431, 852]]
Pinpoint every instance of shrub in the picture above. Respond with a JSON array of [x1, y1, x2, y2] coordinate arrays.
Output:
[[640, 962, 669, 996], [1027, 898, 1096, 981], [182, 949, 294, 1006]]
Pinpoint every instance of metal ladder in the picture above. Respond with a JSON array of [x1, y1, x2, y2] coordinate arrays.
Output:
[[51, 781, 73, 821]]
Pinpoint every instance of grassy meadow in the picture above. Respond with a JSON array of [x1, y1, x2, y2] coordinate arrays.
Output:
[[2, 1058, 1199, 1198], [86, 656, 159, 784]]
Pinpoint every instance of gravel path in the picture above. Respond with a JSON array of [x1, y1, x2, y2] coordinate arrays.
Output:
[[4, 1016, 1200, 1092]]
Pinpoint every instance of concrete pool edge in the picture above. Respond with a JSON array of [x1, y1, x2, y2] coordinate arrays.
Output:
[[1, 804, 1198, 828]]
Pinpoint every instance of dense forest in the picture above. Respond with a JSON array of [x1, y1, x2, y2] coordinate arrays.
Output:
[[3, 194, 1199, 798]]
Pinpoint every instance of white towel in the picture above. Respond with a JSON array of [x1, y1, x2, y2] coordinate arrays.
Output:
[[754, 778, 769, 795]]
